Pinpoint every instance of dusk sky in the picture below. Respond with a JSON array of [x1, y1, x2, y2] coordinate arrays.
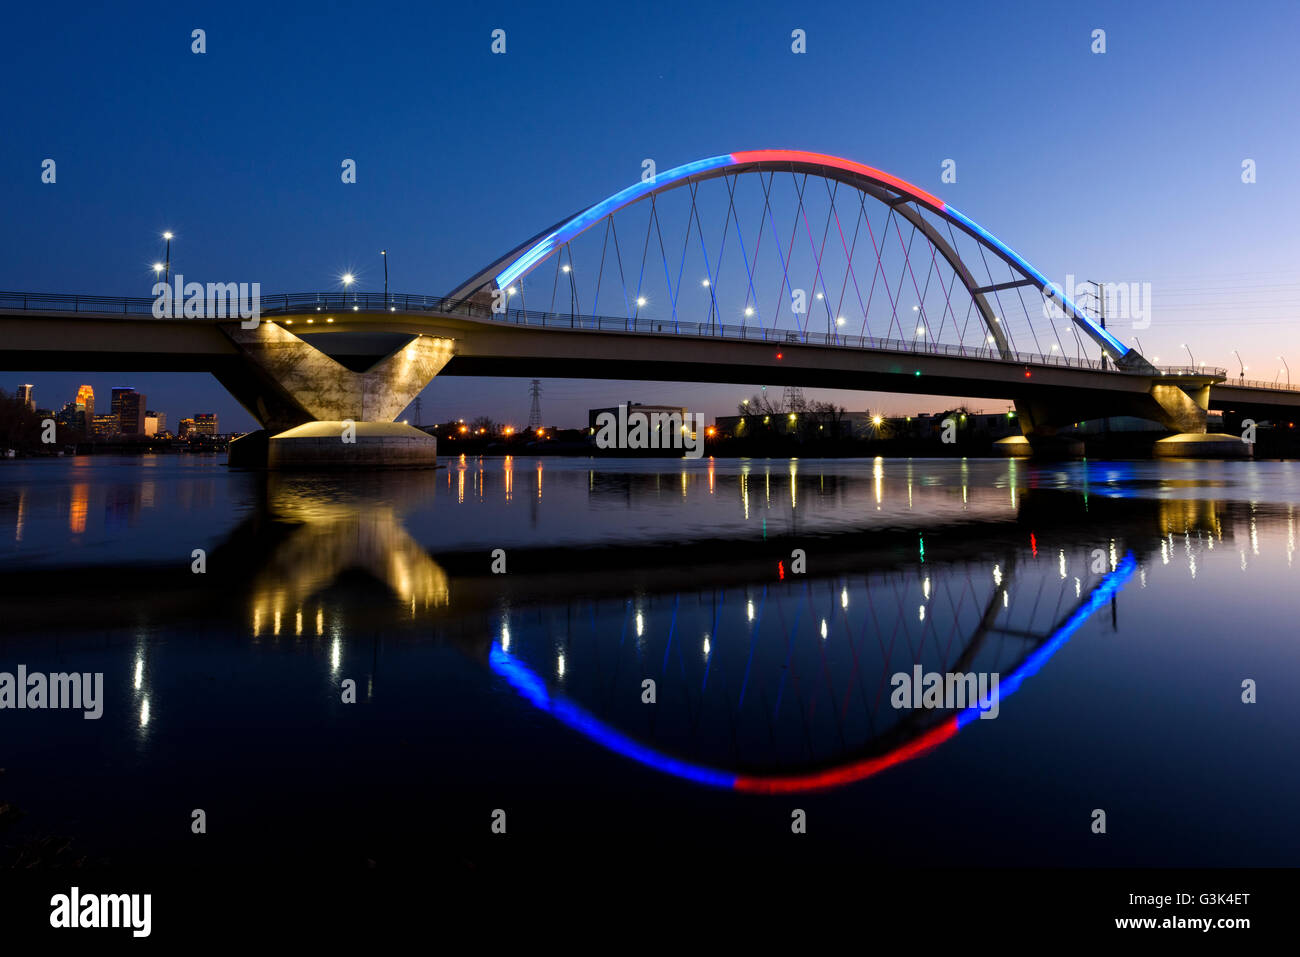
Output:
[[4, 0, 1299, 430]]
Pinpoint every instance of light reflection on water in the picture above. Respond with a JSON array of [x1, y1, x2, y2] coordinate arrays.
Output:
[[1, 455, 1300, 866]]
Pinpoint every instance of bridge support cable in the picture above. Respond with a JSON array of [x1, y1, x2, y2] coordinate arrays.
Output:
[[723, 174, 760, 335], [446, 151, 1132, 366]]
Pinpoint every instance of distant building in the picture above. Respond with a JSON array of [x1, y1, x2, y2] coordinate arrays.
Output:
[[61, 385, 95, 435], [884, 411, 1020, 440], [193, 413, 219, 436], [117, 389, 146, 434], [54, 386, 94, 436], [92, 413, 120, 437], [76, 385, 94, 420], [589, 402, 692, 447], [589, 403, 689, 431], [178, 418, 196, 438], [716, 409, 875, 439], [1071, 415, 1166, 434], [145, 410, 167, 436], [16, 384, 34, 410]]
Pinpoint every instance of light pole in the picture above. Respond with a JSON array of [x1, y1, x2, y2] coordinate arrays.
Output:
[[153, 263, 164, 287], [561, 260, 577, 320], [1233, 350, 1245, 379], [1182, 343, 1194, 368], [1085, 280, 1109, 369], [341, 273, 354, 309], [162, 232, 173, 285], [1279, 355, 1290, 387], [381, 251, 388, 305]]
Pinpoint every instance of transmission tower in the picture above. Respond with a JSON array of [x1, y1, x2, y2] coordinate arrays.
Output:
[[782, 386, 805, 410], [527, 379, 543, 429]]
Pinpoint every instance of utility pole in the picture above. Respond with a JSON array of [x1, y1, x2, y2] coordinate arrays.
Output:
[[527, 380, 543, 430], [1100, 282, 1110, 442]]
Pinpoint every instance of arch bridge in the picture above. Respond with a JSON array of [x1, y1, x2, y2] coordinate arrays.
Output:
[[2, 150, 1291, 464]]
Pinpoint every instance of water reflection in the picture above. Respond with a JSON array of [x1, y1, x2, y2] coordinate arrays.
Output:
[[5, 457, 1289, 797]]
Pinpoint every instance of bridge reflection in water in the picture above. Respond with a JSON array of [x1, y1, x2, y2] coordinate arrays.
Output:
[[5, 457, 1270, 793], [486, 552, 1136, 793]]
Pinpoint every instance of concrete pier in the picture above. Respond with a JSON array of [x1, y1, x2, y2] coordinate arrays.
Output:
[[1152, 433, 1253, 458], [994, 435, 1085, 458], [230, 422, 437, 469]]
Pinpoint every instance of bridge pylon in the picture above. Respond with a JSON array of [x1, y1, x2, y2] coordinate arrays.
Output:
[[218, 319, 454, 468]]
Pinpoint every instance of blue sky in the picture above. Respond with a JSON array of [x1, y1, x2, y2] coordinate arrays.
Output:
[[3, 0, 1298, 428]]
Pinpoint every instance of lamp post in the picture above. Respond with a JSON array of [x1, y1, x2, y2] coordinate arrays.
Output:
[[1182, 343, 1194, 369], [341, 273, 354, 309], [1233, 350, 1245, 380], [561, 260, 577, 321], [380, 251, 388, 305], [1279, 355, 1290, 387], [1080, 280, 1110, 368], [162, 232, 173, 285]]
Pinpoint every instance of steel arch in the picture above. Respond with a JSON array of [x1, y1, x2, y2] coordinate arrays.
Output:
[[450, 150, 1130, 360]]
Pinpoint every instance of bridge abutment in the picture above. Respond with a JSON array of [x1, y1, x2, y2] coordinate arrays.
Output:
[[217, 320, 452, 469]]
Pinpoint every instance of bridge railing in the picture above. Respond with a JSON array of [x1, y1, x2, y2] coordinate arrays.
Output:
[[1219, 375, 1300, 392], [0, 291, 161, 314], [471, 304, 1170, 375], [1153, 365, 1230, 378], [0, 289, 1245, 383]]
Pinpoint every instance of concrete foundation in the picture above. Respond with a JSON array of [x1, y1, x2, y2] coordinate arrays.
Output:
[[994, 435, 1085, 459], [994, 436, 1031, 457], [1152, 433, 1253, 459], [230, 421, 437, 469]]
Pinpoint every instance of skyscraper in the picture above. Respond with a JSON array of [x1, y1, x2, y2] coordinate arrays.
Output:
[[117, 390, 146, 434], [16, 384, 34, 410], [92, 414, 120, 437], [75, 385, 94, 433], [56, 385, 95, 436], [194, 413, 218, 436]]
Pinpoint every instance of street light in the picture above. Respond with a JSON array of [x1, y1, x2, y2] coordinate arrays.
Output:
[[162, 232, 173, 285], [380, 250, 388, 304], [341, 273, 354, 308], [1279, 354, 1290, 387], [152, 263, 164, 285], [1181, 343, 1194, 368]]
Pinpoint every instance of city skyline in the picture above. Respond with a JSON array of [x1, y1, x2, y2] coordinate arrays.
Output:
[[11, 381, 217, 436]]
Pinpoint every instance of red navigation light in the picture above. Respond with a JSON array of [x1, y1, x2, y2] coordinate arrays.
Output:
[[778, 561, 785, 580], [776, 351, 784, 360], [1024, 368, 1032, 378], [1030, 532, 1037, 557]]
